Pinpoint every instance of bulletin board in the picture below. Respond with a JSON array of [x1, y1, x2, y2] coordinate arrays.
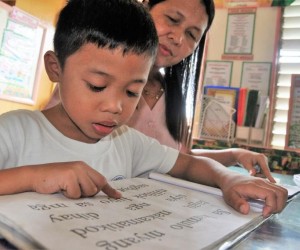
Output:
[[203, 60, 233, 87], [223, 7, 256, 60], [240, 62, 272, 96], [0, 2, 45, 105], [286, 75, 300, 151], [192, 6, 282, 144]]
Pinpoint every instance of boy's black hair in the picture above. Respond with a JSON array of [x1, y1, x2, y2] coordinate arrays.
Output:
[[148, 0, 215, 145], [54, 0, 158, 68]]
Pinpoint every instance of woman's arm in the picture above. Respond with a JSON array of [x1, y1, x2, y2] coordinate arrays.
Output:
[[190, 148, 276, 183]]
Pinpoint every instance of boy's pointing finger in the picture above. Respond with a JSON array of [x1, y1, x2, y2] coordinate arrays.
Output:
[[102, 183, 122, 199]]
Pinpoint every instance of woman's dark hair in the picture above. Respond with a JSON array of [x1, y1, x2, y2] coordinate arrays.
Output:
[[54, 0, 158, 68], [148, 0, 215, 145]]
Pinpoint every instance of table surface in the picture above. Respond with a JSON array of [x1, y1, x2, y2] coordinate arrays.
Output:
[[229, 165, 295, 185], [226, 166, 300, 250], [229, 193, 300, 250]]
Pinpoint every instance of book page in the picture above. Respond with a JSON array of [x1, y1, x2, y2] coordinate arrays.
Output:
[[0, 178, 262, 250], [149, 173, 300, 210]]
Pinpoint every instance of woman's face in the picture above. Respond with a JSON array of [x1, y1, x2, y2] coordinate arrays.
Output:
[[150, 0, 208, 68]]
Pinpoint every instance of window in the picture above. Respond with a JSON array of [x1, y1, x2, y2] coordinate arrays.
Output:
[[271, 0, 300, 148]]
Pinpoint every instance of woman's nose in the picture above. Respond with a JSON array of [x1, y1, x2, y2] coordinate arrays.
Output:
[[168, 28, 183, 46]]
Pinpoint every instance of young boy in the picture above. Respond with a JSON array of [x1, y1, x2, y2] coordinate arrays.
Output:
[[0, 0, 287, 218]]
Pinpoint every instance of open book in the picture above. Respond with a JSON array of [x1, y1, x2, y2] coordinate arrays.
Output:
[[0, 175, 296, 250], [149, 173, 300, 211]]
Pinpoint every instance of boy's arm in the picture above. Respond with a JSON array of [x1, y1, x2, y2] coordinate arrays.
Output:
[[190, 148, 276, 183], [168, 153, 288, 217], [0, 162, 121, 199]]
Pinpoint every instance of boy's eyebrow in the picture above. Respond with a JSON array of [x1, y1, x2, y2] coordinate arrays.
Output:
[[90, 69, 112, 78], [90, 69, 148, 84], [132, 79, 148, 84]]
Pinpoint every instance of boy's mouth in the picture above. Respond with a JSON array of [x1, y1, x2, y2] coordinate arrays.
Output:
[[92, 122, 116, 136]]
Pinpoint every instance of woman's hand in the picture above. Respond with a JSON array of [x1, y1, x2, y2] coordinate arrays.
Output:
[[191, 148, 276, 183], [232, 149, 276, 183]]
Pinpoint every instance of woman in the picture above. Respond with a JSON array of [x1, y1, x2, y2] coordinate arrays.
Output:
[[127, 0, 210, 152], [46, 0, 275, 182], [128, 0, 275, 182]]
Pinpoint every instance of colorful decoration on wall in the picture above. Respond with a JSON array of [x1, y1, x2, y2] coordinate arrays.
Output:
[[214, 0, 295, 8], [193, 139, 300, 175]]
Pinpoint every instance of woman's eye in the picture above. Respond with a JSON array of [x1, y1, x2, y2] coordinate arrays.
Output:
[[187, 31, 196, 41], [87, 83, 105, 92], [167, 15, 179, 23]]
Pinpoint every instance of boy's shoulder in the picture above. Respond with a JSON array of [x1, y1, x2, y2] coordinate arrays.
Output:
[[1, 109, 39, 118], [0, 109, 42, 127]]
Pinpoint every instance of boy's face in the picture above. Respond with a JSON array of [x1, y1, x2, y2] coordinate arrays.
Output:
[[45, 44, 153, 143]]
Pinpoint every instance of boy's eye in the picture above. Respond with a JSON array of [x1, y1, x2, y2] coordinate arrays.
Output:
[[126, 90, 140, 98], [87, 83, 105, 92]]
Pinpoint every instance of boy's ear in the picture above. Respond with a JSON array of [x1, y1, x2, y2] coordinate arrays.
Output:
[[44, 51, 62, 82]]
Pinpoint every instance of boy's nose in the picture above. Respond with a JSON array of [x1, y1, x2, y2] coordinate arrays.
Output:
[[102, 96, 122, 114]]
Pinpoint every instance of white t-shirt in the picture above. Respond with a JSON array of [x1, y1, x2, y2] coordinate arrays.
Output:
[[0, 110, 179, 181]]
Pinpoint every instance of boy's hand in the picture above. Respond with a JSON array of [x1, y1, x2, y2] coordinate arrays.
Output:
[[220, 175, 288, 217], [30, 161, 122, 199]]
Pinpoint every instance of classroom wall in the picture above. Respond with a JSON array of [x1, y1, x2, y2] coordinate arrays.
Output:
[[193, 6, 281, 139], [0, 0, 65, 114], [205, 7, 279, 88]]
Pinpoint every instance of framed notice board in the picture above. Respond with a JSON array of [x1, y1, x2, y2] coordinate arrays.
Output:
[[286, 75, 300, 150], [222, 7, 256, 61], [0, 2, 45, 105]]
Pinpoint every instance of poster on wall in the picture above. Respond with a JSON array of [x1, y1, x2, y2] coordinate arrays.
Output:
[[203, 61, 232, 87], [0, 6, 8, 42], [223, 8, 256, 60], [240, 62, 272, 96], [0, 7, 44, 105], [286, 75, 300, 150]]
